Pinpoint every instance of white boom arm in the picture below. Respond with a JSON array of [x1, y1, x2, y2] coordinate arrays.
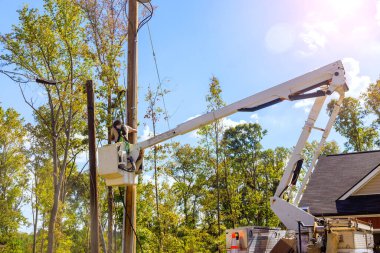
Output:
[[136, 61, 346, 151], [127, 60, 347, 231]]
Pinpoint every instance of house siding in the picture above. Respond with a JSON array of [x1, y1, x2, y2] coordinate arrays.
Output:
[[354, 172, 380, 196]]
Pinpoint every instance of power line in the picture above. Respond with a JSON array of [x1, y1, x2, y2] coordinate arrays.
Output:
[[118, 187, 144, 253], [137, 1, 153, 32], [147, 22, 171, 130], [137, 0, 171, 130], [124, 0, 153, 36]]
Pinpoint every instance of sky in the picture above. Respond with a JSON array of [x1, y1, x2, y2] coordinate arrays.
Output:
[[1, 0, 380, 232]]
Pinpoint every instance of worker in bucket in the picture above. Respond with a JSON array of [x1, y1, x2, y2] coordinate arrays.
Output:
[[111, 119, 137, 171]]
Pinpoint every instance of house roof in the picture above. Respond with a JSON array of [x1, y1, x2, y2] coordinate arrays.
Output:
[[299, 150, 380, 216]]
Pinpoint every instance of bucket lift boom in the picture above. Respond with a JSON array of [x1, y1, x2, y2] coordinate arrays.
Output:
[[136, 61, 347, 151], [98, 60, 348, 232]]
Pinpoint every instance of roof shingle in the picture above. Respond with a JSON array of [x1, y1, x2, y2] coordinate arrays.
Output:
[[299, 150, 380, 216]]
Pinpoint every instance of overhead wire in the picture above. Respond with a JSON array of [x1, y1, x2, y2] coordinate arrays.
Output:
[[147, 23, 171, 130], [125, 0, 171, 131], [137, 1, 153, 32], [124, 0, 153, 36], [118, 187, 144, 253]]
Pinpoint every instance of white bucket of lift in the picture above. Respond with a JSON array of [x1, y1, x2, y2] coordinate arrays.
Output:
[[97, 142, 138, 186]]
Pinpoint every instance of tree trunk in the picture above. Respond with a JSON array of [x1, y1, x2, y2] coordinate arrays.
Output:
[[31, 172, 39, 253], [215, 125, 221, 238], [47, 136, 59, 253], [192, 196, 198, 228], [100, 221, 107, 253], [47, 186, 60, 253], [152, 118, 162, 252], [154, 145, 162, 252], [107, 186, 113, 253], [48, 129, 70, 252], [184, 195, 188, 226], [113, 214, 118, 253], [40, 213, 46, 253], [223, 157, 234, 228], [32, 199, 38, 253]]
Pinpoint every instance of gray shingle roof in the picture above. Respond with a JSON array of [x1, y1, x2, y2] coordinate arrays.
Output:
[[299, 150, 380, 216]]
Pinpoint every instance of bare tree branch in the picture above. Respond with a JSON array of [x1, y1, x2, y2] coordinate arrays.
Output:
[[19, 84, 49, 126]]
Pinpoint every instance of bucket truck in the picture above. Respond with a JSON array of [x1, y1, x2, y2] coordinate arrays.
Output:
[[98, 60, 374, 252]]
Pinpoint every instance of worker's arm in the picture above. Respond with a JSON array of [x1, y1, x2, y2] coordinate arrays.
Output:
[[110, 127, 117, 142], [127, 125, 137, 133]]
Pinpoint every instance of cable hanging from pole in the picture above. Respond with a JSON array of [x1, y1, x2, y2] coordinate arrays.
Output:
[[124, 0, 153, 36], [137, 1, 153, 32], [133, 1, 171, 132], [147, 22, 171, 130], [118, 187, 144, 253]]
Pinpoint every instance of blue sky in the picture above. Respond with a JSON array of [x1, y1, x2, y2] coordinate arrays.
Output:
[[2, 0, 379, 151], [2, 0, 380, 231]]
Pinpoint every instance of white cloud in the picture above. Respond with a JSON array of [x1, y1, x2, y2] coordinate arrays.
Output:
[[292, 58, 370, 110], [295, 1, 380, 57], [293, 99, 315, 113], [342, 57, 371, 98], [188, 117, 248, 139], [265, 23, 296, 54], [298, 21, 336, 56], [222, 118, 247, 131], [140, 125, 154, 141], [250, 113, 259, 123], [300, 28, 326, 50]]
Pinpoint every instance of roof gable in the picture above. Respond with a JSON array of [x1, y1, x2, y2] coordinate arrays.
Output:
[[352, 169, 380, 196], [299, 150, 380, 215]]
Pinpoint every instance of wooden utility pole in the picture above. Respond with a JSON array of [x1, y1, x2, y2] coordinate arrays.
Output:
[[86, 80, 100, 253], [123, 0, 138, 252]]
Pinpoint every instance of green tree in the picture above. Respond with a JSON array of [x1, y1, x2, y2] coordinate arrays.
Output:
[[144, 84, 171, 252], [302, 140, 340, 168], [197, 76, 225, 250], [222, 123, 267, 226], [327, 97, 378, 152], [25, 123, 54, 253], [0, 107, 28, 252], [166, 144, 205, 228], [222, 123, 290, 228], [364, 79, 380, 125], [0, 1, 91, 251], [258, 147, 289, 226]]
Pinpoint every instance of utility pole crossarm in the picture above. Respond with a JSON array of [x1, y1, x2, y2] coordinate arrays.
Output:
[[137, 60, 347, 150]]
